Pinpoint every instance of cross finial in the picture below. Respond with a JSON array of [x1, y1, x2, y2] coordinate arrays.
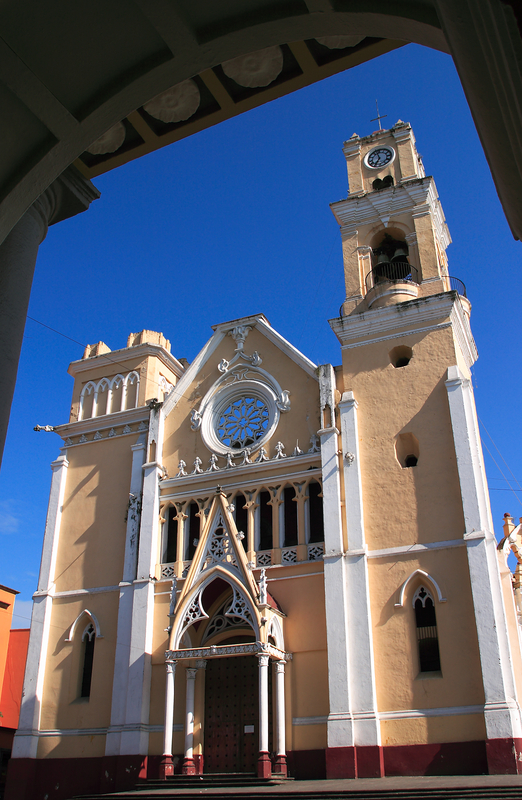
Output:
[[371, 100, 387, 131]]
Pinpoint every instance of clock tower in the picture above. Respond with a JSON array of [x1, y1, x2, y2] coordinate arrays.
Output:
[[332, 120, 458, 317]]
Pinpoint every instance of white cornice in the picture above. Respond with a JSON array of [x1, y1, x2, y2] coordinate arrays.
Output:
[[159, 456, 322, 497], [329, 292, 477, 368], [68, 342, 184, 378], [54, 406, 149, 440], [330, 176, 451, 251]]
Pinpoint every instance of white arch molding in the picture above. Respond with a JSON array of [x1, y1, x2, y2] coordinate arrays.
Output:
[[394, 568, 447, 608], [171, 569, 260, 649], [65, 609, 103, 642]]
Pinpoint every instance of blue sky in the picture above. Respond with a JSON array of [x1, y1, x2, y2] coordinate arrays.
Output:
[[2, 42, 521, 628]]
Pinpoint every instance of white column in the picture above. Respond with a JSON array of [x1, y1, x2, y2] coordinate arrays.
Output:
[[339, 393, 380, 750], [257, 654, 271, 777], [163, 661, 177, 757], [272, 660, 287, 775], [105, 434, 147, 757], [319, 419, 353, 750], [182, 668, 198, 773], [13, 451, 69, 758], [0, 169, 99, 467], [446, 366, 522, 743]]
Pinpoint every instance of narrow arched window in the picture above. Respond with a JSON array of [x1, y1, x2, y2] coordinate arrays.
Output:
[[234, 493, 248, 551], [185, 502, 200, 561], [162, 506, 178, 563], [258, 491, 272, 552], [81, 623, 96, 698], [307, 481, 324, 543], [283, 486, 298, 547], [413, 586, 441, 673]]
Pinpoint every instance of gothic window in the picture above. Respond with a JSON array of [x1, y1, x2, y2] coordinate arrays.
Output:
[[283, 486, 298, 548], [110, 375, 124, 413], [95, 379, 110, 416], [80, 623, 96, 698], [258, 491, 273, 552], [413, 586, 441, 673], [162, 506, 178, 563], [185, 502, 200, 561], [307, 480, 324, 543], [124, 372, 139, 409]]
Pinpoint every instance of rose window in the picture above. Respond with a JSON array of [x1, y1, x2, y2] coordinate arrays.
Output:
[[217, 396, 269, 449]]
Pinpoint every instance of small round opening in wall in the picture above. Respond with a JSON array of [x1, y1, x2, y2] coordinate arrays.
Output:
[[390, 345, 413, 368], [217, 396, 269, 449]]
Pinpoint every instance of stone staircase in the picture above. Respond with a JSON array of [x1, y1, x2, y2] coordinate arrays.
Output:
[[70, 773, 522, 800]]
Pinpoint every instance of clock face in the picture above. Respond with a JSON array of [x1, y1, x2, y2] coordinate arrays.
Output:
[[365, 146, 395, 169]]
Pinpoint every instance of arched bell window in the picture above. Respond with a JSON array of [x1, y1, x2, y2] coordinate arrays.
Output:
[[413, 586, 441, 673], [372, 233, 412, 283]]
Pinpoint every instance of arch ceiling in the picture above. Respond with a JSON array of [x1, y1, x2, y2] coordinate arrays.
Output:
[[0, 0, 451, 245], [1, 1, 521, 242]]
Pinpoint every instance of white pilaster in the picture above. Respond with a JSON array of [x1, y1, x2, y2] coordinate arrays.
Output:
[[13, 452, 69, 758], [319, 398, 353, 747], [339, 392, 380, 747], [163, 661, 176, 757], [105, 435, 147, 756], [120, 457, 161, 755], [446, 366, 522, 740]]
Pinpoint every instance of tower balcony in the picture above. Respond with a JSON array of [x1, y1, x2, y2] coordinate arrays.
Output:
[[365, 262, 420, 309]]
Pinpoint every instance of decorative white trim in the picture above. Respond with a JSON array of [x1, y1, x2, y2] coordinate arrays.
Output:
[[394, 569, 447, 608], [65, 609, 103, 641], [378, 705, 483, 721], [159, 459, 321, 493], [55, 407, 149, 442], [42, 584, 121, 599], [366, 538, 465, 559], [331, 176, 450, 252], [292, 715, 328, 726], [37, 723, 184, 737]]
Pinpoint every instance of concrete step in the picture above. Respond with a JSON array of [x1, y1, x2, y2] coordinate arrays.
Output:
[[71, 785, 522, 800]]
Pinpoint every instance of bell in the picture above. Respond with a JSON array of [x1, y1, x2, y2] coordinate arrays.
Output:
[[376, 252, 390, 264], [391, 247, 408, 263]]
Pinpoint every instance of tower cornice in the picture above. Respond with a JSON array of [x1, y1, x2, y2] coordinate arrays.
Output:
[[329, 292, 477, 369]]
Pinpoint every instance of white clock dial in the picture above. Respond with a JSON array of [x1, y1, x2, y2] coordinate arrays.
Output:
[[364, 146, 395, 169]]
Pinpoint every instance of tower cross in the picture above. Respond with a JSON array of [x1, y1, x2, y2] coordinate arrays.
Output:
[[371, 100, 387, 130]]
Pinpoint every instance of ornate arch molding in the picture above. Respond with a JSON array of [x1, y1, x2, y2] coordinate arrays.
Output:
[[65, 609, 103, 642], [171, 567, 261, 648], [267, 614, 285, 651], [394, 568, 447, 608]]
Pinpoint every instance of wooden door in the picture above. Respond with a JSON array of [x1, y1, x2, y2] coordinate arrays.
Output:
[[204, 656, 260, 773]]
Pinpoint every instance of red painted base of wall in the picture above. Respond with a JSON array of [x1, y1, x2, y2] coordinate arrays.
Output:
[[486, 737, 522, 775], [383, 740, 488, 777], [3, 738, 516, 799]]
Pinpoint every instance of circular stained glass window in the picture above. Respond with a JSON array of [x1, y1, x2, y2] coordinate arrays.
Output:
[[217, 396, 269, 449]]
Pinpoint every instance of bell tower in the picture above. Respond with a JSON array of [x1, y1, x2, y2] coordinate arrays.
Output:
[[331, 120, 462, 316]]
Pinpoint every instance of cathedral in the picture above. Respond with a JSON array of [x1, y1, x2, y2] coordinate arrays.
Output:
[[7, 122, 522, 800]]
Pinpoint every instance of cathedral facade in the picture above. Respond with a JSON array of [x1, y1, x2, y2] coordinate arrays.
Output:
[[7, 122, 522, 800]]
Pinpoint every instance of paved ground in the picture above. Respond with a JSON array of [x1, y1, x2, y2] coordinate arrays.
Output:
[[126, 775, 522, 795]]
